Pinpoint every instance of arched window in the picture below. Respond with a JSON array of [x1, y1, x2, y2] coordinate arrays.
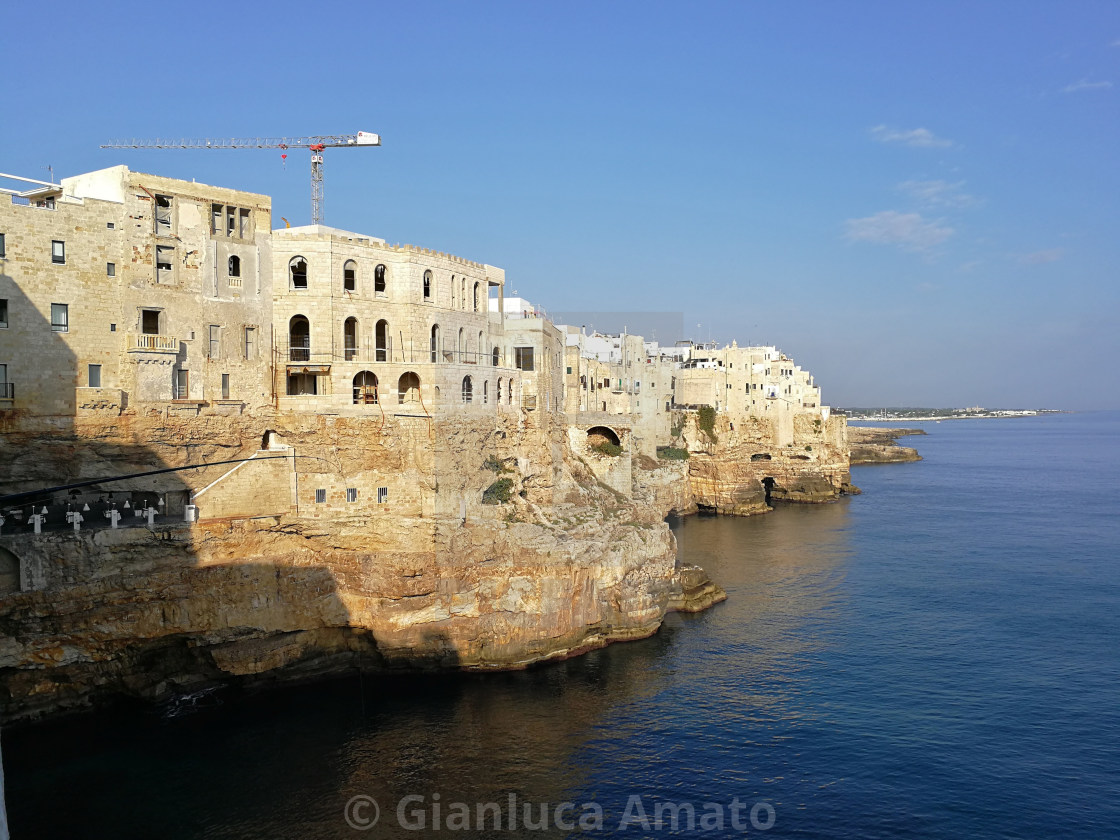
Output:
[[398, 372, 420, 404], [375, 319, 389, 362], [450, 275, 456, 308], [508, 380, 514, 404], [289, 315, 310, 361], [353, 371, 378, 404], [343, 260, 357, 292], [344, 317, 359, 361], [0, 546, 20, 596], [228, 255, 241, 277], [483, 380, 488, 404], [423, 270, 432, 300], [430, 324, 441, 363], [478, 331, 484, 362], [374, 264, 387, 294], [492, 346, 500, 366], [461, 278, 466, 310], [289, 257, 307, 289], [496, 379, 503, 404], [473, 282, 480, 312], [461, 376, 473, 404], [458, 328, 464, 362]]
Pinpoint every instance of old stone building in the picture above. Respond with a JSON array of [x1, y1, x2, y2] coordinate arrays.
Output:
[[272, 225, 520, 415], [0, 166, 273, 429]]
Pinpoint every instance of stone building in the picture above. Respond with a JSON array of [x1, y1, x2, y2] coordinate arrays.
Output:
[[0, 166, 273, 429], [492, 296, 564, 415], [271, 225, 520, 414]]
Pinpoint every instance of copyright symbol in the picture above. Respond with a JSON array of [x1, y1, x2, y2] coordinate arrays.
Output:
[[344, 795, 380, 830]]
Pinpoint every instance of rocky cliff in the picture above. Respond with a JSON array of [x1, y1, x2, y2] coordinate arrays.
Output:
[[848, 426, 925, 464], [0, 410, 724, 723]]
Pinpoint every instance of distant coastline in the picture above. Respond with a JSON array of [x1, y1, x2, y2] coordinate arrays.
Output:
[[841, 408, 1068, 422]]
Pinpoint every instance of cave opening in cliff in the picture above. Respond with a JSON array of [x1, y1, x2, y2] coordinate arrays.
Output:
[[762, 477, 776, 505], [696, 502, 717, 515], [0, 546, 22, 594]]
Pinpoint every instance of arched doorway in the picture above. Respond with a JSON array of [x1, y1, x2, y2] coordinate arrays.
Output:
[[398, 372, 420, 404], [430, 324, 440, 363], [492, 346, 500, 366], [375, 319, 389, 362], [586, 426, 621, 447], [344, 317, 359, 361], [461, 376, 473, 403], [289, 315, 310, 361], [353, 371, 378, 404]]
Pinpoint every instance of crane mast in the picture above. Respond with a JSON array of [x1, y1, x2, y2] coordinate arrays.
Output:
[[100, 132, 381, 225]]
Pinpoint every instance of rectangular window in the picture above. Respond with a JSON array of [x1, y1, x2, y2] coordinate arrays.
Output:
[[88, 364, 102, 388], [154, 195, 173, 235], [212, 204, 223, 235], [221, 373, 230, 400], [377, 487, 388, 504], [346, 488, 358, 503], [0, 298, 7, 329], [208, 325, 221, 359], [51, 240, 65, 264], [566, 366, 572, 374], [174, 369, 189, 400], [107, 262, 116, 277], [107, 222, 115, 230], [142, 309, 160, 335], [239, 209, 250, 239], [0, 364, 8, 400], [51, 303, 68, 332], [0, 232, 5, 257], [226, 208, 236, 237], [244, 326, 257, 360], [514, 347, 534, 371], [315, 488, 326, 504], [156, 245, 174, 283]]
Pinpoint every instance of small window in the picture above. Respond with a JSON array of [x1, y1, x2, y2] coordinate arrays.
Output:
[[212, 204, 223, 235], [51, 303, 68, 332], [156, 245, 174, 283], [0, 232, 5, 256], [221, 373, 230, 400], [244, 326, 257, 360], [473, 282, 480, 312], [175, 369, 189, 400], [423, 270, 432, 299], [107, 262, 116, 277], [51, 240, 65, 264], [514, 347, 534, 371], [343, 260, 357, 292], [208, 325, 221, 360], [315, 488, 326, 504], [377, 487, 388, 504], [110, 323, 116, 332], [374, 264, 386, 294], [106, 222, 115, 230], [346, 488, 358, 503], [88, 364, 101, 388], [566, 366, 572, 374], [239, 209, 250, 238], [226, 207, 236, 237], [154, 195, 173, 234], [228, 255, 241, 277], [0, 298, 7, 328], [290, 257, 308, 289]]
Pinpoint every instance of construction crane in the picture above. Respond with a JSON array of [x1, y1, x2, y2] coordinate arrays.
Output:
[[100, 132, 381, 225]]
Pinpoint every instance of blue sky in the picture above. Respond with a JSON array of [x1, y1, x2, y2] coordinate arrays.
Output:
[[3, 1, 1117, 408]]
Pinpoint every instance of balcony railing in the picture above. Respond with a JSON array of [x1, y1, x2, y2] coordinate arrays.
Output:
[[281, 342, 502, 366], [127, 333, 179, 353]]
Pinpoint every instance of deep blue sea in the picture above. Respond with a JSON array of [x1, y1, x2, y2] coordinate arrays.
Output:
[[5, 412, 1119, 839]]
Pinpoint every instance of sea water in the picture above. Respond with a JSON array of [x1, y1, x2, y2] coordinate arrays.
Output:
[[5, 412, 1119, 838]]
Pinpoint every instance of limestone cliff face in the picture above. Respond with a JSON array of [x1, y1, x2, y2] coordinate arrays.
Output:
[[678, 411, 855, 515], [848, 426, 924, 465], [0, 410, 724, 723]]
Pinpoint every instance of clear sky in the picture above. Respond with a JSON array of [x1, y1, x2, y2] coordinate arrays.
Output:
[[3, 1, 1117, 409]]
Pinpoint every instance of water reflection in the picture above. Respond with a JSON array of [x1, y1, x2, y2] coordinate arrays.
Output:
[[6, 503, 855, 839]]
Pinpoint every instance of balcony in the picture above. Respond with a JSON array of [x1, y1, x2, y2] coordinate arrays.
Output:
[[127, 333, 179, 353]]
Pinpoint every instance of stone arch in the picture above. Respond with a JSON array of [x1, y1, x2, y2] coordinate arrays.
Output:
[[398, 372, 420, 404], [289, 314, 310, 361], [353, 371, 378, 404], [0, 546, 21, 595], [586, 425, 621, 447]]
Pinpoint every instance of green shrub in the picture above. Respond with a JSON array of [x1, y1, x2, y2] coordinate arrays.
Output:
[[592, 441, 623, 457], [657, 446, 690, 461], [670, 419, 684, 438], [482, 478, 514, 504], [804, 445, 812, 452], [482, 454, 509, 473], [696, 405, 718, 443]]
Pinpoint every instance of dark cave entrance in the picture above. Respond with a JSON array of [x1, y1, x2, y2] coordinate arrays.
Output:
[[762, 477, 776, 506]]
